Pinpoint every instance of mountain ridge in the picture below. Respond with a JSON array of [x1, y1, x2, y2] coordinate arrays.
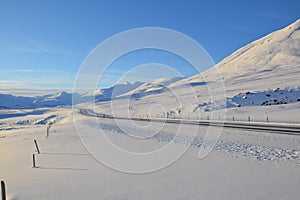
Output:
[[0, 81, 145, 109], [169, 18, 300, 94], [1, 19, 299, 110]]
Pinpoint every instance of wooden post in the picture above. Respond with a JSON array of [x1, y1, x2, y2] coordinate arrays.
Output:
[[33, 154, 36, 168], [46, 126, 49, 137], [46, 122, 53, 138], [1, 181, 6, 200], [34, 140, 40, 154]]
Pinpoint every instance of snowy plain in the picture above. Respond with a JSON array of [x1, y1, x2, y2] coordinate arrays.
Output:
[[0, 107, 300, 199]]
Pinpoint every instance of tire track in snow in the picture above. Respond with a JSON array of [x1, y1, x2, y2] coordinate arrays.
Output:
[[97, 120, 300, 164]]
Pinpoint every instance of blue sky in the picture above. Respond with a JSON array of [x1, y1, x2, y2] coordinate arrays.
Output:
[[0, 0, 299, 95]]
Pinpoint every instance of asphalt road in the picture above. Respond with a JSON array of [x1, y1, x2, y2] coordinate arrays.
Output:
[[78, 108, 300, 136]]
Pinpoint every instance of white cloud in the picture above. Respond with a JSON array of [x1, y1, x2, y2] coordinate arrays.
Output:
[[6, 37, 71, 55], [14, 69, 68, 73], [0, 87, 71, 96], [0, 79, 74, 96]]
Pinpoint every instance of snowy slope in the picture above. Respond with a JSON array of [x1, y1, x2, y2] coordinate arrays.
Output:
[[89, 19, 300, 118], [81, 81, 144, 102], [1, 107, 300, 199], [119, 77, 184, 98], [37, 92, 80, 107], [187, 18, 300, 93], [217, 19, 300, 81], [228, 88, 300, 107], [96, 81, 144, 100]]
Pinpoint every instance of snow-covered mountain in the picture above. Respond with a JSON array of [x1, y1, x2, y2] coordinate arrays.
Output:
[[35, 92, 82, 107], [0, 92, 78, 109], [183, 19, 300, 93], [119, 77, 184, 98], [81, 81, 144, 102], [151, 19, 300, 100], [1, 19, 300, 111], [0, 82, 144, 109], [121, 18, 300, 107], [0, 94, 35, 109], [90, 19, 300, 118]]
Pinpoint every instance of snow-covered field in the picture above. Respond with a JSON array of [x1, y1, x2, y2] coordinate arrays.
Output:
[[1, 107, 300, 199]]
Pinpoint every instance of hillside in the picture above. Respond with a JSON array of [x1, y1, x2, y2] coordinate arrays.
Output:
[[90, 19, 300, 118], [119, 77, 184, 99], [187, 18, 300, 93]]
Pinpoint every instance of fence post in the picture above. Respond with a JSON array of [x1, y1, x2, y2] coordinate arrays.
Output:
[[46, 126, 49, 137], [33, 154, 36, 168], [248, 116, 250, 122], [34, 140, 40, 154], [267, 116, 269, 123], [1, 181, 6, 200]]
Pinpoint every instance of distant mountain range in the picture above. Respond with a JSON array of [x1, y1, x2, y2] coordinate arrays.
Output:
[[80, 81, 144, 102], [1, 19, 299, 110], [0, 92, 75, 109], [0, 81, 144, 109]]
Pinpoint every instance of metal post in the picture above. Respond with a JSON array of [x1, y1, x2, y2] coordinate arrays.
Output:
[[1, 181, 6, 200], [33, 154, 36, 168], [34, 140, 40, 154]]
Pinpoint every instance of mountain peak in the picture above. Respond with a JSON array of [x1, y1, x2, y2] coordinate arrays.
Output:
[[212, 19, 300, 76], [119, 81, 132, 85], [180, 19, 300, 93], [288, 18, 300, 30]]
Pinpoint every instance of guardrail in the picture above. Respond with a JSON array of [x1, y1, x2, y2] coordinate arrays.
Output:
[[79, 108, 300, 136]]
